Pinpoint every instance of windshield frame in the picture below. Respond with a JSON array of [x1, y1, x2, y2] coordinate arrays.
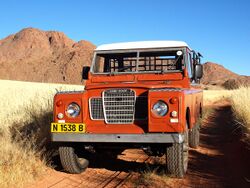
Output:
[[90, 47, 187, 75]]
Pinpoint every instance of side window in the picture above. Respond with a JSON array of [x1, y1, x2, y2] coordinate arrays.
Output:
[[187, 53, 193, 79]]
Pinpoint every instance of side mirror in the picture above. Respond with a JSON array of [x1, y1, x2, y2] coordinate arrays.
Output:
[[196, 57, 201, 64], [82, 66, 90, 80], [197, 52, 203, 64], [194, 64, 203, 80]]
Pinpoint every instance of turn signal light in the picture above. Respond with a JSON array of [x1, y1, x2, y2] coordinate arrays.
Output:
[[56, 100, 63, 107], [170, 97, 178, 104]]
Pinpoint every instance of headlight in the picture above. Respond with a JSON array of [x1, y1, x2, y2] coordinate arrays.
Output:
[[152, 100, 168, 116], [66, 102, 80, 117]]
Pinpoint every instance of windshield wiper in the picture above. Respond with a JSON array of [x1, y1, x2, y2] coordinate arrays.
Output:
[[118, 66, 132, 72]]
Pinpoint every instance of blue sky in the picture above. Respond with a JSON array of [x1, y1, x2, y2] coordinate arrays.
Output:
[[0, 0, 249, 75]]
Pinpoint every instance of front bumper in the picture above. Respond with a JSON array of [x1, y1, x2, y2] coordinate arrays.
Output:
[[51, 133, 184, 144]]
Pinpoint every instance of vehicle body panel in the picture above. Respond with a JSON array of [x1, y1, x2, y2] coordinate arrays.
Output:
[[51, 41, 203, 144]]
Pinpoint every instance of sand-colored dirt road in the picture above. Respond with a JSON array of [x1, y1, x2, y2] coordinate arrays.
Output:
[[29, 102, 250, 188]]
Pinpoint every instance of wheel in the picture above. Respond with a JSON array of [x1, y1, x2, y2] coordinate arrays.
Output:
[[166, 128, 189, 178], [189, 124, 200, 148], [59, 146, 89, 174]]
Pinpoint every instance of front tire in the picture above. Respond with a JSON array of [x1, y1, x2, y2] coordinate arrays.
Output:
[[59, 146, 89, 174], [189, 125, 200, 148], [166, 129, 189, 178]]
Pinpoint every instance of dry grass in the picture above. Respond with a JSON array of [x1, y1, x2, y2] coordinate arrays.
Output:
[[0, 79, 83, 188], [230, 87, 250, 139], [203, 90, 232, 105], [135, 170, 170, 188], [0, 134, 47, 187], [0, 80, 83, 130], [204, 86, 250, 142], [132, 157, 171, 188]]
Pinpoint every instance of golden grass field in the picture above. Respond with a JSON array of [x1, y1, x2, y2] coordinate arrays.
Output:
[[204, 88, 250, 139], [204, 88, 250, 131], [203, 89, 232, 105], [230, 87, 250, 139], [0, 80, 83, 188], [0, 79, 249, 187]]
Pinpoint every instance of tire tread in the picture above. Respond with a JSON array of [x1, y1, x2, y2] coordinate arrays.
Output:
[[166, 143, 185, 178], [189, 125, 200, 148], [59, 146, 88, 174]]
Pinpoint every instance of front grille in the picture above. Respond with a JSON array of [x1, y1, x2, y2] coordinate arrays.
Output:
[[89, 92, 148, 122], [89, 98, 104, 119], [103, 89, 136, 124]]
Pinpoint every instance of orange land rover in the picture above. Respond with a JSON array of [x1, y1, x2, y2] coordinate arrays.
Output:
[[51, 41, 203, 178]]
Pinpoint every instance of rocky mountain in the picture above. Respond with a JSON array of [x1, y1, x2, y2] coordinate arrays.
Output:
[[201, 62, 250, 89], [0, 28, 95, 84], [201, 62, 238, 85], [0, 28, 249, 88]]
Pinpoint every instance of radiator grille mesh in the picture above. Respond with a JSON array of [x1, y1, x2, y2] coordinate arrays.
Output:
[[90, 98, 104, 120], [103, 89, 136, 124], [89, 90, 147, 122]]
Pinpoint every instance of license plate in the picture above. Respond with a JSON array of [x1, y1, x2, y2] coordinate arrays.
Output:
[[51, 123, 86, 133]]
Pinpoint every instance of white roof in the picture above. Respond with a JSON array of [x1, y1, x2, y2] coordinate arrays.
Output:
[[95, 41, 189, 51]]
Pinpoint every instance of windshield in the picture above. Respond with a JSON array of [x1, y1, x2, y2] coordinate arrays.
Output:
[[92, 49, 184, 74]]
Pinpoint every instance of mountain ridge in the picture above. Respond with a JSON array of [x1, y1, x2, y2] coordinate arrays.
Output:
[[201, 62, 250, 89], [0, 28, 249, 88], [0, 27, 95, 84]]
